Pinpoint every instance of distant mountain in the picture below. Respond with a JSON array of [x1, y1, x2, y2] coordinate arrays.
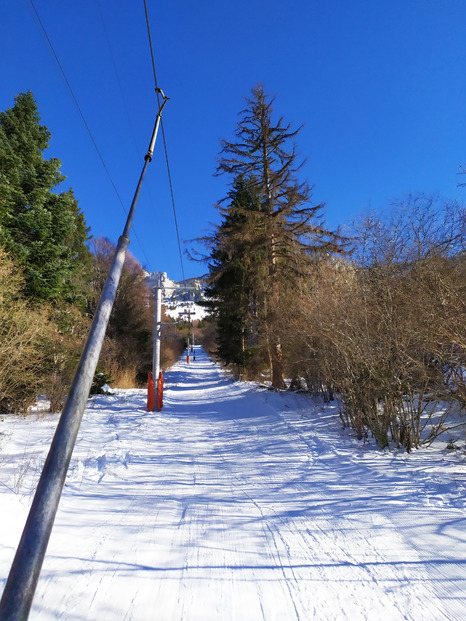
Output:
[[144, 271, 209, 321]]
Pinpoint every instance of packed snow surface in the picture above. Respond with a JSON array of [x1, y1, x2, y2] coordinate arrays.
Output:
[[1, 347, 466, 619]]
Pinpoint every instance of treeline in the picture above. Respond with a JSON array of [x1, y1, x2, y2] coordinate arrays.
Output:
[[204, 84, 466, 451], [0, 92, 182, 412]]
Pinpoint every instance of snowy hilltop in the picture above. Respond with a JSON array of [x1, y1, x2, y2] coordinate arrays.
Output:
[[144, 271, 208, 322]]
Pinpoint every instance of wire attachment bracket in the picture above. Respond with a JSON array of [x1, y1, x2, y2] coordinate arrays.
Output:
[[145, 88, 169, 162]]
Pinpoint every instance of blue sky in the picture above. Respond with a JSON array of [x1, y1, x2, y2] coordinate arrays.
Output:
[[1, 1, 465, 280]]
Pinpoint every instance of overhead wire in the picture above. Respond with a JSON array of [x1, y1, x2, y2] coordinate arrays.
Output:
[[94, 0, 154, 270], [143, 0, 186, 282], [28, 0, 154, 271]]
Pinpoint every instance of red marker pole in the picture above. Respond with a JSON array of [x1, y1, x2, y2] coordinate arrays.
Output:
[[147, 372, 155, 412], [156, 372, 164, 411]]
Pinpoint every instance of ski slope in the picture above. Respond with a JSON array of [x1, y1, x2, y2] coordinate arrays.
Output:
[[1, 347, 466, 620]]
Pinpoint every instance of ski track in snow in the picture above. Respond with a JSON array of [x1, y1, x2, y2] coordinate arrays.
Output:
[[1, 347, 466, 620]]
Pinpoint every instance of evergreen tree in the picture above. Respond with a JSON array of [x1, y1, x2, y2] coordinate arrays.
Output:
[[0, 92, 91, 302], [205, 175, 265, 369], [215, 84, 338, 387]]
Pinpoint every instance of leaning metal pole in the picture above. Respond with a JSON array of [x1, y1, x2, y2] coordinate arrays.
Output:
[[0, 91, 168, 621]]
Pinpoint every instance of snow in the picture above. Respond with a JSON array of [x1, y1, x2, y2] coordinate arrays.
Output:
[[164, 299, 207, 322], [1, 347, 466, 619], [145, 271, 208, 322]]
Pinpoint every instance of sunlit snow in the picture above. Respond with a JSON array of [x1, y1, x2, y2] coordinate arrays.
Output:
[[1, 347, 466, 619]]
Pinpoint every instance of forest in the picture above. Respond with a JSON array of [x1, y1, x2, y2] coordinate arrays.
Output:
[[1, 88, 465, 452], [0, 92, 184, 415]]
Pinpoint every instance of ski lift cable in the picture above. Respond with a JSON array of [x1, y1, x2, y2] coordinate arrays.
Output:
[[97, 0, 168, 273], [143, 0, 186, 281], [28, 0, 154, 271]]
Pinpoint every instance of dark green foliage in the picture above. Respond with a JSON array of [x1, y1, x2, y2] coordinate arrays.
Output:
[[205, 175, 266, 368], [0, 93, 94, 412], [0, 92, 91, 302], [90, 370, 114, 395]]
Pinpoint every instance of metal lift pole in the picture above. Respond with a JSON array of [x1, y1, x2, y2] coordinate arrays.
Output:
[[0, 91, 168, 621], [152, 273, 164, 383], [150, 277, 199, 411]]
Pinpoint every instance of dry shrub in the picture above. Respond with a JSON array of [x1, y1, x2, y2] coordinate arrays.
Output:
[[98, 336, 143, 388], [91, 238, 154, 388], [43, 304, 92, 411], [158, 306, 185, 371], [0, 249, 53, 412], [109, 364, 138, 389], [289, 198, 465, 451], [197, 318, 217, 353], [160, 337, 185, 371], [313, 260, 462, 449]]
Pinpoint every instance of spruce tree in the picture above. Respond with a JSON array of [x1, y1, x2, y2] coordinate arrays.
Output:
[[205, 175, 265, 369], [0, 92, 91, 302], [215, 84, 338, 387]]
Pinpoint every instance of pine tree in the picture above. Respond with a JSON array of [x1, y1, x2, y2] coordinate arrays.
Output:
[[215, 84, 338, 387], [0, 92, 91, 302]]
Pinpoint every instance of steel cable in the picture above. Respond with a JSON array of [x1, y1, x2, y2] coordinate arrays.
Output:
[[143, 0, 186, 281]]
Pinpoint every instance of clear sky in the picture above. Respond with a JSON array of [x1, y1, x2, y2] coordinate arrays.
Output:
[[1, 1, 465, 281]]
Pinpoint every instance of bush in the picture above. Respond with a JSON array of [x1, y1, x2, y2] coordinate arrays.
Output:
[[90, 238, 154, 387], [0, 249, 53, 412], [284, 197, 465, 451]]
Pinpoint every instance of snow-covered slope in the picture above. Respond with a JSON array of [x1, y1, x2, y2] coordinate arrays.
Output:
[[145, 271, 208, 321], [1, 348, 466, 619]]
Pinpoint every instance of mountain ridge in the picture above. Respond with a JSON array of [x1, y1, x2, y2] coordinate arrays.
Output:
[[143, 271, 208, 321]]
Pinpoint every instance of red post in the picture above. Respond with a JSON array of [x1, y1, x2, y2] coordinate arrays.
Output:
[[147, 371, 155, 412], [156, 372, 164, 411], [186, 354, 190, 364]]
